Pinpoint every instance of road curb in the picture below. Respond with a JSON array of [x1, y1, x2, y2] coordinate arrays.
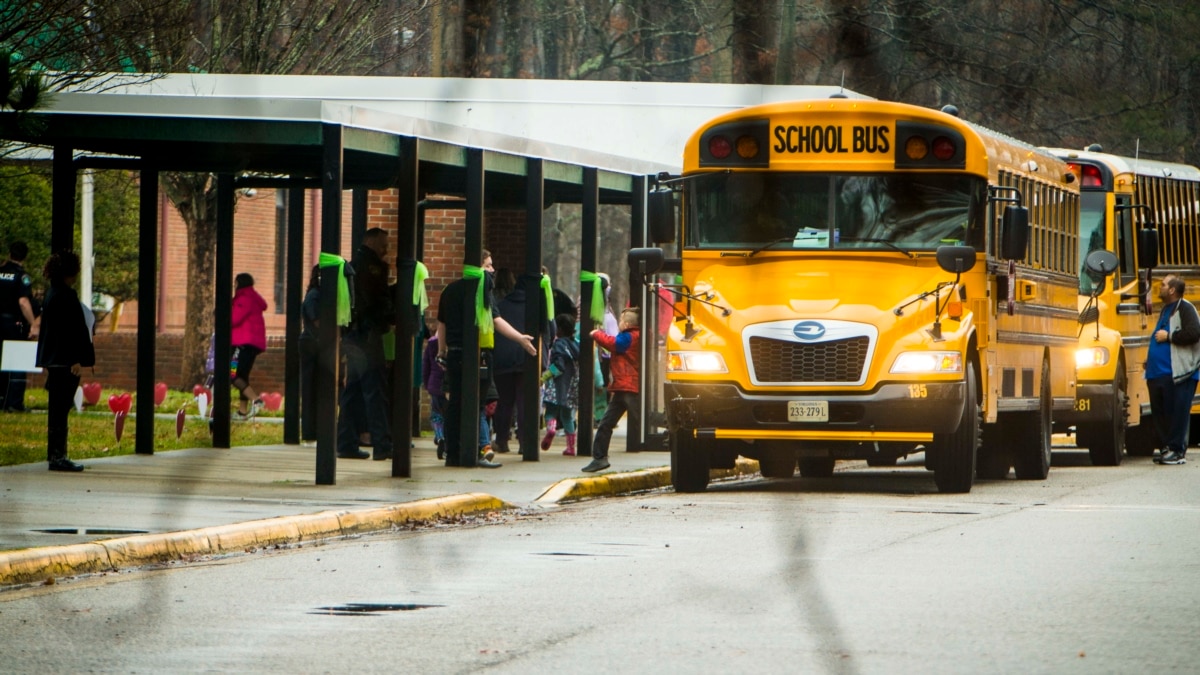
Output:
[[0, 492, 508, 588], [534, 458, 760, 503]]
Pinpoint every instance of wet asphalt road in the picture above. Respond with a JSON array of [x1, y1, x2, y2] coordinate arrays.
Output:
[[3, 448, 1199, 674]]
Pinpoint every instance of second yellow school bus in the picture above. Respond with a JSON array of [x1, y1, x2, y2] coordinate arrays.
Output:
[[638, 98, 1082, 493], [1046, 146, 1200, 462]]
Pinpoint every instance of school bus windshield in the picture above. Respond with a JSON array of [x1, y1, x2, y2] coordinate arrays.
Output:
[[687, 172, 986, 251]]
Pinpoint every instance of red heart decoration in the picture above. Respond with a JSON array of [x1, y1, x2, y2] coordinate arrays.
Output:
[[107, 394, 121, 413], [192, 383, 207, 398], [82, 382, 102, 406], [263, 392, 283, 411], [117, 392, 132, 415], [154, 382, 168, 406]]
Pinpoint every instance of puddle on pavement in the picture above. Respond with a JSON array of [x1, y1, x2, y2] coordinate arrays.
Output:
[[33, 528, 150, 535], [311, 603, 443, 616]]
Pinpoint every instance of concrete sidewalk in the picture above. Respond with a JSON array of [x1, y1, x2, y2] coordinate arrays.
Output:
[[0, 428, 756, 587]]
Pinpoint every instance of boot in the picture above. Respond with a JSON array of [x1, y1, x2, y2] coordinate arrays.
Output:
[[563, 432, 577, 456], [541, 418, 557, 450]]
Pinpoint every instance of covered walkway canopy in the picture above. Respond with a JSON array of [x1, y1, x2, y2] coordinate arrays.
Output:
[[0, 74, 860, 484]]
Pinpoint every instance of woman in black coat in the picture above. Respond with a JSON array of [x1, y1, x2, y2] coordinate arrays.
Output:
[[36, 251, 95, 472]]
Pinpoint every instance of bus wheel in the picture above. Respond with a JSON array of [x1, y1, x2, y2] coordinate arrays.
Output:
[[1013, 358, 1053, 480], [759, 454, 797, 478], [798, 457, 835, 477], [670, 430, 710, 493], [977, 422, 1011, 479], [933, 361, 980, 493], [1124, 421, 1157, 457], [1081, 370, 1127, 466]]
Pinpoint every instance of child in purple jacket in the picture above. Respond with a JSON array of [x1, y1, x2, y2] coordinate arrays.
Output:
[[422, 330, 448, 459]]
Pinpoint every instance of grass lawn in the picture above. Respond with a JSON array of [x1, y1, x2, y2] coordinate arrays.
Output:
[[0, 388, 286, 467]]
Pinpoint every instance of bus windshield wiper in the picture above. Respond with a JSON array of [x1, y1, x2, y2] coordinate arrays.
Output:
[[840, 237, 916, 259], [746, 237, 794, 257]]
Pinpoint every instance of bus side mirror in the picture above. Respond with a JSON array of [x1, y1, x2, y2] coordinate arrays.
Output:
[[1138, 228, 1159, 269], [999, 205, 1029, 261], [628, 247, 665, 276], [936, 245, 977, 274], [1084, 249, 1119, 281], [647, 189, 676, 244]]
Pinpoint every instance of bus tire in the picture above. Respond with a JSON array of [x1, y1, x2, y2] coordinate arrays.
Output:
[[670, 430, 710, 493], [1013, 357, 1053, 480], [1124, 421, 1157, 457], [933, 360, 980, 493], [1082, 369, 1127, 467], [798, 457, 835, 478], [759, 455, 797, 478], [977, 422, 1011, 479]]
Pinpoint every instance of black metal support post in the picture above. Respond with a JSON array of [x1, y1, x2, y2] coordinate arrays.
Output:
[[283, 188, 305, 445], [391, 136, 419, 478], [212, 174, 235, 448], [135, 166, 158, 455], [576, 167, 599, 456], [520, 158, 545, 461], [316, 124, 344, 485], [628, 175, 647, 451], [50, 144, 75, 254], [457, 148, 485, 468]]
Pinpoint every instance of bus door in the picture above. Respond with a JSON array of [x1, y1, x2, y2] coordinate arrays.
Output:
[[629, 267, 675, 451]]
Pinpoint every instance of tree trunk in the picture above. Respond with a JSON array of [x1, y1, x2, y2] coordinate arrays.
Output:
[[160, 172, 221, 390]]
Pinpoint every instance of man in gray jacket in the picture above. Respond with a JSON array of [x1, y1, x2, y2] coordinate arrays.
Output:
[[1146, 274, 1200, 465]]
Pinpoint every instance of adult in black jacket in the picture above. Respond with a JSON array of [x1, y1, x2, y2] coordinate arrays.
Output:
[[491, 272, 549, 453], [36, 251, 95, 472]]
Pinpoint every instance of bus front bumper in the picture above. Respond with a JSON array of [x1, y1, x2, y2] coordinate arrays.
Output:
[[1054, 382, 1116, 426], [664, 381, 966, 443]]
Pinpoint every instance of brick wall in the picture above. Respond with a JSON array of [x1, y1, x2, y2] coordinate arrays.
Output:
[[77, 186, 530, 428]]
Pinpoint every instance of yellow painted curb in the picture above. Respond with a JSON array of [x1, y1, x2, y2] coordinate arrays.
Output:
[[0, 492, 510, 588], [0, 543, 112, 585], [535, 458, 760, 504]]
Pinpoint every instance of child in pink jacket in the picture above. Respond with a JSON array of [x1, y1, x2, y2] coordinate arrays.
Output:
[[231, 273, 268, 419]]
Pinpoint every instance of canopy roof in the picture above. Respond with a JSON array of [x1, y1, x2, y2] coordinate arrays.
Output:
[[6, 74, 865, 203]]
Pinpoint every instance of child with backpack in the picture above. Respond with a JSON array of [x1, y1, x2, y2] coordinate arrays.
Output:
[[540, 313, 580, 455]]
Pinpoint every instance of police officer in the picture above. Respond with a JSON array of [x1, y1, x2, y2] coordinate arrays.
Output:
[[0, 241, 37, 412]]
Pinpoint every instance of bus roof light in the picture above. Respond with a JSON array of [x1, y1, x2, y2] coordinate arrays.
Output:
[[905, 136, 929, 161], [736, 135, 760, 159], [933, 137, 956, 160], [709, 136, 732, 160]]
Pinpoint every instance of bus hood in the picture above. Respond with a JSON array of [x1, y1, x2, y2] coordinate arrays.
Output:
[[692, 257, 958, 323]]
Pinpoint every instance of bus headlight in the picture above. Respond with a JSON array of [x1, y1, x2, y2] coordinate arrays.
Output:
[[890, 351, 963, 374], [1076, 346, 1110, 368], [668, 351, 728, 373]]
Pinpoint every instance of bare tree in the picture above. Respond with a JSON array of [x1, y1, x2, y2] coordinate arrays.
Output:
[[121, 0, 435, 388]]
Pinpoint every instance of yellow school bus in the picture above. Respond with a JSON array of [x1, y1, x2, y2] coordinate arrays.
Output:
[[1045, 146, 1200, 462], [634, 98, 1082, 493]]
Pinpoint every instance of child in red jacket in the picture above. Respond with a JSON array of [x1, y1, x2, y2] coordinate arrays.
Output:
[[582, 307, 640, 473]]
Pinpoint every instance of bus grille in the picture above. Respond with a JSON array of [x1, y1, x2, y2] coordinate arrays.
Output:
[[748, 336, 870, 383]]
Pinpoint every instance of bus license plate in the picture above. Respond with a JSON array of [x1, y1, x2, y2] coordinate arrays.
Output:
[[788, 401, 828, 423]]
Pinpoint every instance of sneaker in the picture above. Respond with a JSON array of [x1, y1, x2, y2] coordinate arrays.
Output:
[[581, 458, 610, 473], [481, 445, 495, 462], [476, 456, 502, 468], [251, 399, 265, 417], [48, 458, 85, 472], [1160, 450, 1187, 465], [233, 410, 249, 421]]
